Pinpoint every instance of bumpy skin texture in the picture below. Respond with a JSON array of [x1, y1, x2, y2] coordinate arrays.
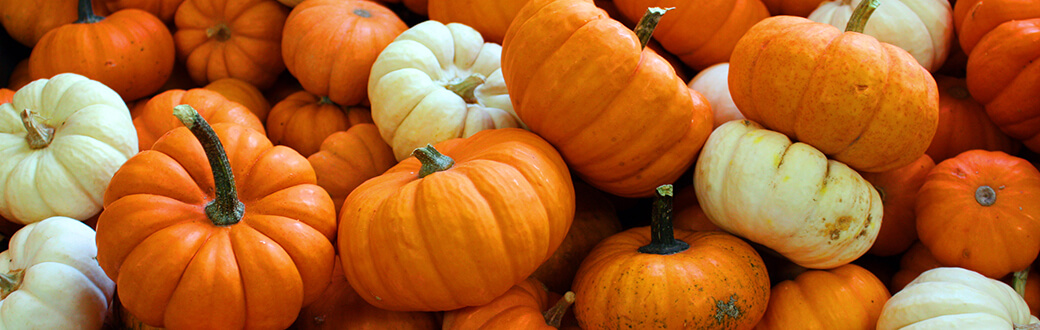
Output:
[[729, 15, 939, 173], [694, 120, 883, 269], [755, 264, 891, 330]]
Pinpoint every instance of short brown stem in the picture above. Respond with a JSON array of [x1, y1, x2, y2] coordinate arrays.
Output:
[[21, 110, 55, 149], [206, 23, 232, 42], [975, 185, 996, 206], [634, 7, 673, 49], [173, 104, 245, 226], [412, 144, 454, 178], [845, 0, 880, 33], [544, 291, 576, 328]]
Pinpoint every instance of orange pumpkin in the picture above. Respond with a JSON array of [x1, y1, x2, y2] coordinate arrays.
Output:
[[101, 0, 185, 23], [443, 278, 576, 329], [306, 123, 397, 213], [760, 0, 827, 16], [755, 264, 890, 329], [1020, 265, 1040, 317], [427, 0, 530, 44], [889, 242, 943, 293], [926, 75, 1020, 162], [173, 0, 289, 89], [0, 88, 13, 104], [204, 78, 271, 123], [0, 0, 108, 47], [6, 59, 30, 90], [672, 184, 719, 232], [339, 128, 575, 311], [133, 88, 265, 151], [954, 0, 1040, 55], [29, 0, 175, 102], [860, 154, 935, 257], [266, 91, 373, 157], [728, 0, 939, 172], [96, 105, 336, 329], [572, 185, 771, 329], [916, 150, 1040, 279], [282, 0, 407, 107], [502, 0, 713, 197]]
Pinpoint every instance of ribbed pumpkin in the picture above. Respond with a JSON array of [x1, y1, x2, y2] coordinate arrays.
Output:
[[204, 78, 271, 123], [6, 59, 30, 90], [502, 0, 713, 197], [0, 0, 108, 47], [954, 0, 1040, 55], [889, 242, 943, 293], [133, 88, 265, 151], [860, 154, 935, 257], [728, 0, 939, 172], [307, 123, 397, 214], [338, 128, 575, 311], [426, 0, 530, 43], [672, 184, 719, 232], [266, 91, 373, 157], [442, 278, 576, 329], [755, 264, 891, 329], [926, 75, 1020, 162]]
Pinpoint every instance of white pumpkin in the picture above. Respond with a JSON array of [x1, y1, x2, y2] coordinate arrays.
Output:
[[0, 73, 138, 224], [878, 267, 1040, 329], [807, 0, 953, 72], [693, 119, 883, 269], [0, 216, 116, 329], [687, 63, 743, 128], [368, 20, 520, 160]]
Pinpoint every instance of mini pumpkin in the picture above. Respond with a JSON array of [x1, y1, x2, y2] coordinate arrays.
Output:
[[442, 278, 576, 329], [860, 154, 935, 257], [266, 91, 373, 157], [306, 123, 397, 213], [133, 88, 265, 151], [755, 264, 890, 329], [687, 62, 743, 128], [926, 75, 1020, 162], [204, 78, 271, 123]]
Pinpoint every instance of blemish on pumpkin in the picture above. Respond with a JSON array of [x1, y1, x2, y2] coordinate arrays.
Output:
[[822, 216, 854, 240], [856, 84, 868, 92], [713, 295, 741, 324]]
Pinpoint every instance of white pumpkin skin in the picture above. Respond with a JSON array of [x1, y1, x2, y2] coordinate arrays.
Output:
[[687, 63, 743, 128], [808, 0, 953, 72], [0, 216, 116, 329], [0, 73, 138, 224], [369, 21, 520, 160], [693, 120, 882, 269], [878, 267, 1040, 330]]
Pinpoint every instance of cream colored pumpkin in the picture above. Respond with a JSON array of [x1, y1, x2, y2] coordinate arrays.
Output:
[[0, 73, 138, 224], [368, 20, 520, 160], [807, 0, 953, 72], [878, 267, 1040, 329], [693, 120, 883, 269], [0, 216, 116, 329], [687, 63, 743, 128]]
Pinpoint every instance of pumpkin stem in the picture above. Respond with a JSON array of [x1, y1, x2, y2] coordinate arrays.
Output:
[[543, 291, 576, 328], [638, 184, 690, 255], [75, 0, 104, 23], [1014, 268, 1029, 299], [445, 73, 486, 104], [412, 144, 454, 178], [353, 8, 372, 18], [173, 104, 245, 226], [206, 23, 232, 42], [21, 110, 55, 149], [0, 270, 24, 300], [873, 184, 887, 202], [975, 185, 996, 206], [845, 0, 880, 33], [318, 96, 335, 105], [634, 7, 673, 50], [1016, 322, 1040, 330]]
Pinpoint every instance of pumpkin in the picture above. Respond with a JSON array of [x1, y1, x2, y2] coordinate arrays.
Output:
[[173, 0, 289, 89], [339, 128, 575, 311], [807, 0, 953, 72], [728, 0, 939, 173], [6, 59, 30, 90], [265, 72, 304, 106], [672, 184, 719, 232], [442, 278, 576, 329], [0, 0, 108, 47], [755, 264, 890, 329], [426, 0, 530, 44], [878, 267, 1040, 329], [954, 0, 1040, 55], [890, 242, 944, 293], [687, 62, 743, 129], [282, 0, 407, 107], [926, 75, 1020, 162], [1021, 265, 1040, 318], [133, 88, 265, 151], [0, 216, 116, 329], [965, 18, 1040, 152], [694, 120, 883, 269], [916, 150, 1040, 279], [760, 0, 826, 16], [860, 154, 935, 257], [29, 0, 175, 102], [572, 185, 771, 329], [502, 1, 713, 197], [306, 123, 397, 214], [0, 88, 13, 104], [530, 181, 623, 294], [293, 256, 439, 329], [101, 0, 186, 23], [0, 73, 138, 224], [96, 104, 337, 328], [369, 20, 521, 160], [266, 91, 373, 157], [204, 78, 271, 123]]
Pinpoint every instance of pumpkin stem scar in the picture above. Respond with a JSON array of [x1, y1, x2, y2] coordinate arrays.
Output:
[[845, 0, 880, 33], [173, 104, 246, 226], [412, 144, 455, 178], [634, 7, 673, 50], [713, 294, 741, 324], [75, 0, 105, 24], [544, 291, 576, 327], [0, 270, 24, 299], [444, 73, 486, 104], [975, 185, 997, 206], [21, 110, 56, 149], [206, 23, 233, 42], [638, 184, 690, 255]]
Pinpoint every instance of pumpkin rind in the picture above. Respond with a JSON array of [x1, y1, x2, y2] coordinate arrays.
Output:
[[306, 123, 397, 214], [426, 0, 530, 44], [926, 75, 1020, 162], [204, 78, 271, 123], [442, 278, 559, 329], [266, 91, 373, 157], [755, 264, 891, 329], [860, 154, 935, 257], [688, 62, 743, 129], [133, 88, 265, 151]]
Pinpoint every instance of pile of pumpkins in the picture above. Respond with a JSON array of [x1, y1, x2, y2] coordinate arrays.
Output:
[[0, 0, 1038, 328]]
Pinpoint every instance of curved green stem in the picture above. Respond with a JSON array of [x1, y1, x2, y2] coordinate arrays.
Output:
[[634, 7, 673, 50], [21, 110, 54, 149], [638, 184, 689, 255], [412, 144, 454, 178], [1014, 268, 1029, 299], [445, 73, 486, 104], [75, 0, 105, 23], [845, 0, 880, 33], [173, 104, 245, 226], [0, 270, 24, 299]]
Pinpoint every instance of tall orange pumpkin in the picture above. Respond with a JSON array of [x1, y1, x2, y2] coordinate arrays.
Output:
[[96, 105, 336, 329], [926, 75, 1020, 162], [860, 154, 935, 257], [306, 123, 397, 214], [502, 0, 713, 198], [728, 0, 939, 172], [754, 264, 891, 329], [427, 0, 530, 43], [266, 91, 373, 157], [133, 88, 265, 151]]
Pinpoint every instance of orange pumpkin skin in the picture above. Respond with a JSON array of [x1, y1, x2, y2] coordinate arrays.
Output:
[[204, 78, 271, 123], [6, 59, 30, 90], [613, 0, 770, 70], [889, 242, 943, 293], [0, 88, 13, 104], [954, 0, 1040, 55], [427, 0, 529, 44], [673, 184, 720, 232], [573, 230, 770, 329], [29, 6, 175, 102], [916, 150, 1040, 279], [965, 19, 1040, 152], [133, 88, 265, 151], [1023, 265, 1040, 317], [265, 91, 373, 157], [97, 122, 337, 329], [502, 0, 713, 198], [729, 16, 939, 173], [102, 0, 186, 23], [282, 0, 406, 107], [174, 0, 289, 89], [760, 0, 826, 17], [339, 128, 575, 312], [0, 0, 108, 47], [860, 154, 936, 257], [442, 278, 557, 329], [306, 123, 397, 214], [754, 264, 890, 330], [926, 75, 1020, 162]]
